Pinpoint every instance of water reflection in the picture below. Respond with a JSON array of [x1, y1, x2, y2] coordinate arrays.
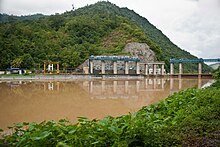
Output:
[[44, 82, 60, 91], [0, 77, 212, 129], [85, 79, 166, 100]]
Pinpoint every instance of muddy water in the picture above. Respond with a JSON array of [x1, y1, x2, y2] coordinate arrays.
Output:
[[0, 78, 212, 129]]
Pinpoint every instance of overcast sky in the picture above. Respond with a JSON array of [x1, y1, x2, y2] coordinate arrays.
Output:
[[1, 0, 220, 59]]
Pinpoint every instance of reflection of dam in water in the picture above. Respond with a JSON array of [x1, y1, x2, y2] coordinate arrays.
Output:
[[77, 77, 211, 100], [4, 77, 211, 96], [81, 79, 166, 100]]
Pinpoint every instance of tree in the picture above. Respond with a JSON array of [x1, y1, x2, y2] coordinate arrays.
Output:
[[12, 57, 23, 68], [21, 54, 35, 69]]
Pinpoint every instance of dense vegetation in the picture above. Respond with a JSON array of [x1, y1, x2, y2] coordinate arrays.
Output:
[[0, 13, 45, 23], [0, 1, 211, 72], [1, 74, 219, 146]]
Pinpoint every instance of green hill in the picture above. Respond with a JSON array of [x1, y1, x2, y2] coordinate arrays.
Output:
[[0, 1, 211, 72], [0, 13, 45, 23]]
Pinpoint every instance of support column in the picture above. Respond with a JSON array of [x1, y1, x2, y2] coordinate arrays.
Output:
[[90, 60, 93, 74], [125, 61, 129, 74], [44, 63, 46, 74], [113, 61, 117, 74], [57, 63, 59, 74], [153, 64, 157, 75], [198, 62, 202, 75], [145, 64, 149, 75], [161, 64, 165, 75], [136, 62, 140, 74], [170, 63, 174, 75], [179, 63, 183, 75], [101, 61, 105, 74]]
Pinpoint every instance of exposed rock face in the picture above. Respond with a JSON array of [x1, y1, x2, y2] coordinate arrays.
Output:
[[123, 42, 156, 62], [77, 42, 156, 72]]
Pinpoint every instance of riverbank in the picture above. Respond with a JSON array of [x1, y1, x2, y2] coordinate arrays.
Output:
[[0, 79, 219, 146]]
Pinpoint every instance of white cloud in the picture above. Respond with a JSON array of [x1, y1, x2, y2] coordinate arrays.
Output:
[[171, 0, 220, 58], [0, 0, 73, 15]]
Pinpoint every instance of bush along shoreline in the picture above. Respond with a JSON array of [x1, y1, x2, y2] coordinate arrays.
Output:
[[0, 74, 220, 146]]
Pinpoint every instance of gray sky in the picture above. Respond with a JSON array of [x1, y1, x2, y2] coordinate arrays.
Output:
[[1, 0, 220, 59]]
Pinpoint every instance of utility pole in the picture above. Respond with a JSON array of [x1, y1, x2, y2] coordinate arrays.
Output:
[[72, 3, 75, 10]]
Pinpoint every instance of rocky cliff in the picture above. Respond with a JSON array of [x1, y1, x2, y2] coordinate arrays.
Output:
[[123, 42, 156, 62], [77, 42, 156, 72]]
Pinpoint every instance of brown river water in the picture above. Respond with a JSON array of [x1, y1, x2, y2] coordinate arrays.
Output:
[[0, 77, 213, 129]]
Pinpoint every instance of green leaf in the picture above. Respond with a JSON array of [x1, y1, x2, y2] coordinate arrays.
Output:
[[77, 116, 88, 120], [68, 129, 76, 134], [59, 119, 69, 123], [15, 122, 23, 128], [56, 142, 70, 147], [31, 131, 51, 141], [23, 122, 29, 126], [91, 141, 99, 145]]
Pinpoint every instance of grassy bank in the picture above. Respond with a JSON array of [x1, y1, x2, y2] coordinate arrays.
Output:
[[0, 78, 219, 146]]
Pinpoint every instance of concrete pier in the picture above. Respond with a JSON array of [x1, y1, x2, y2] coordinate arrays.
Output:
[[145, 64, 149, 75], [153, 64, 157, 75], [170, 63, 174, 75], [113, 61, 117, 74], [179, 63, 183, 75], [161, 64, 165, 75], [136, 62, 140, 74], [125, 61, 129, 74], [101, 61, 105, 74], [198, 62, 202, 75], [90, 60, 93, 74]]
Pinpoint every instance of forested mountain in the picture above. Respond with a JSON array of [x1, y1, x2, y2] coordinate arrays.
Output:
[[0, 1, 211, 72], [0, 13, 45, 23]]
